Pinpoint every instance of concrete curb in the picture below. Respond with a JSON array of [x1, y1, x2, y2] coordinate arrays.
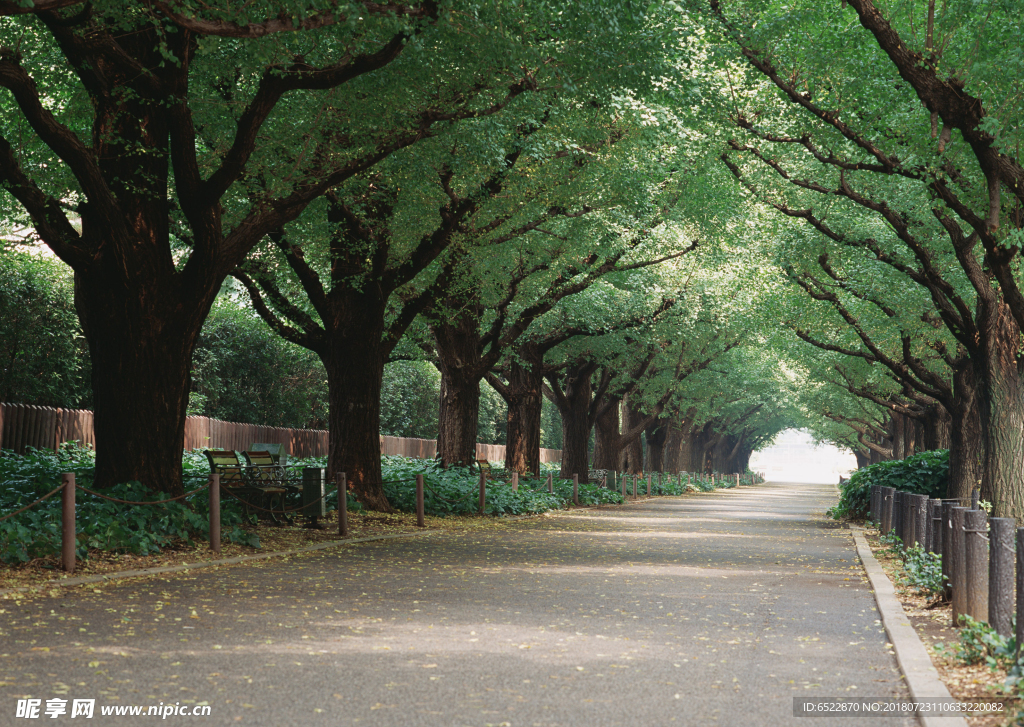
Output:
[[849, 525, 968, 727], [0, 530, 434, 597]]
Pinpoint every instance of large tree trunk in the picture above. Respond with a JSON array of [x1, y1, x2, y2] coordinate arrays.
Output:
[[555, 363, 595, 481], [591, 399, 622, 470], [504, 357, 544, 476], [947, 360, 983, 501], [976, 300, 1024, 516], [691, 425, 717, 474], [77, 264, 218, 495], [924, 403, 952, 451], [663, 422, 683, 473], [437, 374, 480, 467], [711, 434, 735, 472], [433, 307, 485, 467], [323, 337, 391, 512], [620, 397, 644, 473], [677, 419, 696, 471], [645, 423, 666, 472], [890, 412, 906, 460], [854, 449, 870, 469]]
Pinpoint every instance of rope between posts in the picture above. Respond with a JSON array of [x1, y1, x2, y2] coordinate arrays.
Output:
[[77, 482, 209, 505], [421, 482, 478, 507], [0, 483, 66, 523], [220, 485, 338, 513]]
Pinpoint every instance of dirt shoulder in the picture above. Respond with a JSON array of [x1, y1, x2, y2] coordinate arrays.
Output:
[[861, 525, 1020, 727]]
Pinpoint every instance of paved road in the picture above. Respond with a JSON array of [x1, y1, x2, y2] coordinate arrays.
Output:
[[1, 482, 912, 726]]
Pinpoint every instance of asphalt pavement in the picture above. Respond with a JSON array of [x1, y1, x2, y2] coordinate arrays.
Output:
[[0, 481, 913, 726]]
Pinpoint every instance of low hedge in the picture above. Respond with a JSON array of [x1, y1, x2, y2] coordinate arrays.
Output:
[[828, 449, 949, 521]]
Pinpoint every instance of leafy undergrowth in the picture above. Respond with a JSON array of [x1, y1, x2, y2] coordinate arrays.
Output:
[[0, 446, 257, 565], [2, 445, 744, 591], [865, 526, 1021, 726]]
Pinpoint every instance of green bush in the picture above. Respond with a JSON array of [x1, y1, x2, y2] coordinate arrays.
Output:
[[901, 545, 944, 596], [378, 456, 624, 516], [827, 449, 949, 521], [0, 445, 257, 564]]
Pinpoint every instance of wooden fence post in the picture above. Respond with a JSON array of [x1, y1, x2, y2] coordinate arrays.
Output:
[[646, 473, 651, 497], [950, 506, 967, 626], [338, 472, 348, 537], [208, 473, 220, 555], [512, 472, 518, 493], [989, 518, 1014, 638], [416, 474, 425, 528], [546, 472, 553, 493], [479, 470, 486, 515], [964, 508, 988, 623], [61, 472, 75, 573]]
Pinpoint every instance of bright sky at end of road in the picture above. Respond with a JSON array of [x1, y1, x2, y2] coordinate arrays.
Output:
[[749, 428, 856, 484]]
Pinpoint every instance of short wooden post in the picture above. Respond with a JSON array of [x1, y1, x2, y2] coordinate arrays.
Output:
[[646, 473, 651, 496], [61, 472, 75, 573], [950, 506, 967, 625], [602, 475, 607, 490], [916, 494, 929, 549], [415, 474, 425, 528], [572, 474, 579, 506], [338, 472, 348, 537], [479, 470, 486, 515], [989, 518, 1014, 637], [208, 473, 220, 555], [511, 472, 519, 493], [941, 500, 954, 600], [964, 508, 988, 623], [927, 499, 940, 553], [879, 487, 892, 536], [546, 472, 553, 493], [621, 472, 627, 500]]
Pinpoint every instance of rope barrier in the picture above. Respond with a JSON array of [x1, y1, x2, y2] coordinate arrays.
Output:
[[0, 483, 67, 523], [220, 485, 339, 514], [76, 482, 210, 505], [421, 482, 479, 507]]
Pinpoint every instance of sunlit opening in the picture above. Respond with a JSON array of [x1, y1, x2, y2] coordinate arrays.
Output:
[[748, 428, 856, 484]]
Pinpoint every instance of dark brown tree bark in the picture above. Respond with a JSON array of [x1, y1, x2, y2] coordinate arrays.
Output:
[[620, 396, 646, 473], [678, 423, 697, 471], [543, 360, 598, 481], [645, 423, 667, 472], [321, 299, 390, 511], [502, 353, 545, 476], [975, 300, 1024, 509], [663, 421, 684, 472], [592, 399, 622, 471], [948, 360, 983, 501], [433, 304, 485, 467]]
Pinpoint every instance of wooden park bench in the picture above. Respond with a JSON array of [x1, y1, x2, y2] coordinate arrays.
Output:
[[205, 449, 289, 524]]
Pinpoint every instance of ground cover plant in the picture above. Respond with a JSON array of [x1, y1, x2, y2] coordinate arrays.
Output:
[[828, 450, 950, 520], [2, 443, 747, 567], [0, 445, 258, 565]]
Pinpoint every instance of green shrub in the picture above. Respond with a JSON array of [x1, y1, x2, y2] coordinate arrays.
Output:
[[901, 545, 944, 596], [0, 445, 257, 564], [827, 449, 949, 520], [378, 456, 623, 516]]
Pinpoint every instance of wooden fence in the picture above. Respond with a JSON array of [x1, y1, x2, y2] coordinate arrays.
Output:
[[0, 402, 561, 464]]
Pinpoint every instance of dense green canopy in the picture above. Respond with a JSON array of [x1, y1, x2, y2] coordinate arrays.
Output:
[[2, 0, 1021, 514]]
